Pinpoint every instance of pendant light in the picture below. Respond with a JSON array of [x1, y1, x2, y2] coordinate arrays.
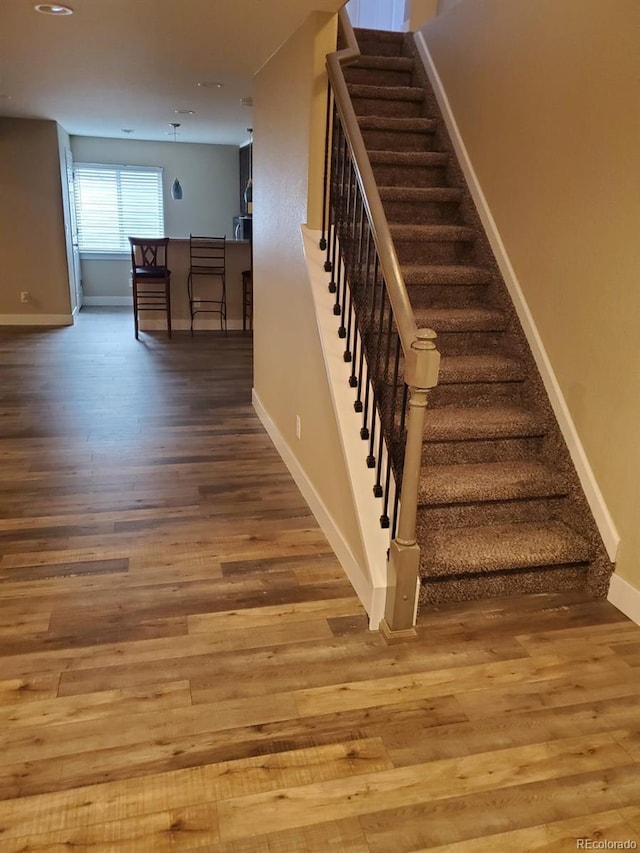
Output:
[[169, 122, 183, 201], [243, 128, 253, 214]]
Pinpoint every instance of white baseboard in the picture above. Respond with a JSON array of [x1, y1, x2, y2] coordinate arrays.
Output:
[[0, 314, 72, 326], [82, 296, 131, 307], [301, 226, 392, 627], [415, 32, 620, 563], [252, 387, 385, 629], [607, 574, 640, 627], [139, 319, 244, 332]]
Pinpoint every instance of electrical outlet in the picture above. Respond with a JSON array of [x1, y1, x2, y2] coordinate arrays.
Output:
[[295, 415, 302, 440], [20, 291, 30, 304]]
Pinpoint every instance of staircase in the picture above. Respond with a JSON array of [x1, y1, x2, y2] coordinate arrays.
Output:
[[343, 28, 613, 609]]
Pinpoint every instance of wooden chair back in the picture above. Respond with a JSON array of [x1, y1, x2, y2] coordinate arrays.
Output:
[[129, 237, 169, 274]]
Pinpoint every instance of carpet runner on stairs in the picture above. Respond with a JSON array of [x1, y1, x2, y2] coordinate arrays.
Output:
[[344, 28, 613, 608]]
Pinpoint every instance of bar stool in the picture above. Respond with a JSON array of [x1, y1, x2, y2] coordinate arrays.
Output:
[[128, 237, 171, 339], [242, 269, 253, 332], [187, 235, 227, 333]]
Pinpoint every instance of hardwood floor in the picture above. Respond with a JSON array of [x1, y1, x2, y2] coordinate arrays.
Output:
[[0, 307, 638, 851]]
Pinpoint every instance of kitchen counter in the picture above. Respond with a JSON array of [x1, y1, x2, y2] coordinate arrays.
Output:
[[140, 238, 252, 332]]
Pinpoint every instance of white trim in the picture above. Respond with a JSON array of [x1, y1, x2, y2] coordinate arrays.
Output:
[[0, 314, 72, 327], [302, 226, 392, 628], [80, 252, 130, 261], [253, 387, 386, 629], [415, 32, 620, 563], [82, 296, 131, 307], [139, 319, 245, 332], [80, 303, 245, 332], [607, 574, 640, 627]]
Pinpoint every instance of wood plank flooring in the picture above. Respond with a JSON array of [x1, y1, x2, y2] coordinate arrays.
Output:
[[0, 308, 638, 851]]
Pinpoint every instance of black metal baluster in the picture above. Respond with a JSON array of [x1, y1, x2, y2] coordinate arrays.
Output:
[[354, 341, 365, 402], [347, 190, 367, 380], [328, 113, 342, 296], [362, 252, 380, 444], [361, 358, 371, 440], [334, 132, 348, 319], [343, 289, 353, 359], [389, 333, 402, 449], [367, 395, 377, 468], [331, 128, 348, 316], [334, 249, 344, 319], [344, 180, 364, 362], [380, 449, 393, 529], [391, 487, 400, 538], [320, 83, 332, 255], [354, 225, 373, 411], [391, 381, 410, 537], [382, 334, 402, 528], [374, 305, 394, 499], [338, 153, 355, 338]]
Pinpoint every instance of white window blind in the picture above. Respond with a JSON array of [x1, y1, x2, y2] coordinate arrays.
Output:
[[74, 163, 165, 253]]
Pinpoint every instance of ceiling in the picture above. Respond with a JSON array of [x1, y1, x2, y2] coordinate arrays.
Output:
[[0, 0, 343, 147]]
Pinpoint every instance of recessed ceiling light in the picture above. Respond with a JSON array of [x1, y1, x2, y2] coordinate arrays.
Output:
[[196, 82, 222, 89], [34, 4, 74, 15], [174, 109, 196, 116]]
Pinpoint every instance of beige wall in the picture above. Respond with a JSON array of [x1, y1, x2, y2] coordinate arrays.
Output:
[[0, 118, 72, 321], [409, 0, 439, 30], [422, 0, 640, 590], [437, 0, 465, 12], [253, 12, 367, 571]]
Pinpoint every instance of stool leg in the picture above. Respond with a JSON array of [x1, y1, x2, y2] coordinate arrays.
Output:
[[242, 275, 247, 332], [221, 275, 227, 334], [188, 272, 194, 335], [133, 280, 139, 340], [166, 278, 172, 338]]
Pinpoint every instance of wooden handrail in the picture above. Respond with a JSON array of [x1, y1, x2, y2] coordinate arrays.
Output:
[[325, 9, 441, 639], [327, 10, 423, 382]]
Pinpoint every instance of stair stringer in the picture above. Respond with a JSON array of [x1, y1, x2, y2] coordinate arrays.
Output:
[[414, 30, 620, 563], [299, 225, 394, 629]]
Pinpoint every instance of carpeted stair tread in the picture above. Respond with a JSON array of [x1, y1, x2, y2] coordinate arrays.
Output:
[[414, 306, 507, 332], [337, 28, 613, 610], [402, 264, 490, 286], [391, 224, 476, 243], [359, 116, 437, 133], [423, 404, 544, 441], [418, 460, 567, 505], [369, 150, 449, 167], [418, 521, 592, 577], [380, 187, 461, 203], [348, 83, 425, 102], [438, 353, 526, 383], [352, 56, 415, 73], [355, 28, 405, 45]]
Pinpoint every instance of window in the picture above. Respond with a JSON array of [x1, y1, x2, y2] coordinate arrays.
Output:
[[74, 163, 164, 254]]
